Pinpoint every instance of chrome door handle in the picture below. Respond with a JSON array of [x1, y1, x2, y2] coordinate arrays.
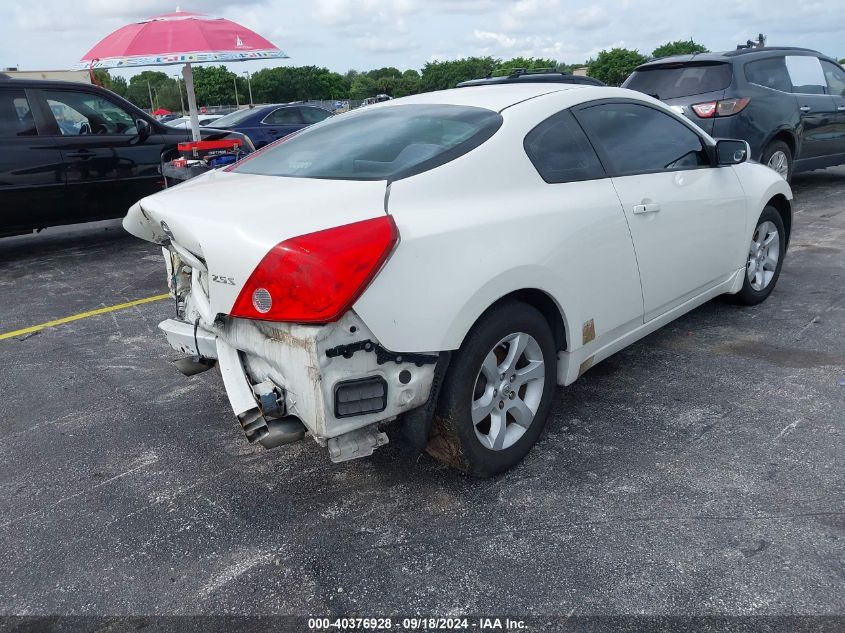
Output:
[[838, 106, 845, 112], [633, 203, 661, 215], [799, 105, 811, 112]]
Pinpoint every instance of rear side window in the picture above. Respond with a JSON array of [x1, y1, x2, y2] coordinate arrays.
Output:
[[299, 107, 332, 124], [263, 108, 302, 125], [624, 63, 732, 99], [234, 104, 503, 181], [524, 110, 604, 183], [576, 102, 709, 176], [745, 57, 793, 92], [785, 56, 827, 94], [0, 89, 37, 137]]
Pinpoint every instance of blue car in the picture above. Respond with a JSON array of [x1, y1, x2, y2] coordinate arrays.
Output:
[[207, 103, 333, 148]]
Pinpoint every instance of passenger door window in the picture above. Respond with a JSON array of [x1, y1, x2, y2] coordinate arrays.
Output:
[[0, 89, 37, 137], [821, 60, 845, 96], [43, 90, 138, 135], [745, 57, 793, 92], [575, 102, 709, 176], [785, 56, 827, 94], [523, 109, 605, 183]]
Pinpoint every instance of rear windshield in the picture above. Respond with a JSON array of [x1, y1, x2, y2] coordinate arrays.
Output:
[[625, 63, 732, 100], [211, 108, 256, 127], [232, 104, 503, 181]]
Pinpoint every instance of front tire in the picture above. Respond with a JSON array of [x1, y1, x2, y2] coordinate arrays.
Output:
[[733, 205, 786, 305], [426, 302, 557, 477]]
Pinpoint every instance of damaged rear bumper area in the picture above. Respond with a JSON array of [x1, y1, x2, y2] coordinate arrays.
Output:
[[160, 251, 438, 463]]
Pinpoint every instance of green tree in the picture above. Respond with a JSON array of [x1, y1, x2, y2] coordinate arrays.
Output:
[[652, 39, 709, 59], [92, 70, 129, 99], [395, 69, 421, 97], [839, 58, 845, 65], [192, 65, 239, 106], [126, 70, 171, 109], [498, 56, 557, 73], [250, 66, 349, 102], [420, 56, 498, 91], [587, 48, 648, 86], [349, 74, 378, 100], [109, 75, 129, 99]]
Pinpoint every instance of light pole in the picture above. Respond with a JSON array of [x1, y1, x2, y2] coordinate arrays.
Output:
[[146, 80, 155, 112], [233, 76, 239, 108], [173, 74, 186, 114], [242, 70, 254, 108]]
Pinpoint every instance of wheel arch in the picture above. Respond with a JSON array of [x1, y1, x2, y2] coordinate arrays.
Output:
[[766, 193, 793, 249], [761, 128, 798, 161], [468, 288, 569, 353]]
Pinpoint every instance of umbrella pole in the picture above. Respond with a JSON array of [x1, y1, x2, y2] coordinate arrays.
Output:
[[182, 62, 201, 142]]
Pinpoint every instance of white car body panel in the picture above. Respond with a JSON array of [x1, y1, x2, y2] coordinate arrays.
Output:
[[611, 167, 747, 321], [124, 83, 793, 459]]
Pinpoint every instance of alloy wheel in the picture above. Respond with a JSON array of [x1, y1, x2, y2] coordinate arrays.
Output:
[[471, 332, 545, 451], [747, 220, 780, 291], [767, 150, 789, 180]]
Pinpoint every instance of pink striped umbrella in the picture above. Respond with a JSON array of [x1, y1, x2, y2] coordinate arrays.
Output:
[[78, 10, 288, 140]]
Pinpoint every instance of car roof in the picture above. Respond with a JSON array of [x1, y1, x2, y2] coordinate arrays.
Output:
[[457, 72, 604, 88], [375, 83, 594, 112], [0, 77, 109, 89], [636, 46, 835, 69]]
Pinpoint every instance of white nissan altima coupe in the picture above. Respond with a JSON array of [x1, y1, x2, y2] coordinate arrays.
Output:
[[125, 83, 792, 476]]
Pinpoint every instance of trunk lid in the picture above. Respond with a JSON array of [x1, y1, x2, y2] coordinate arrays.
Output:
[[124, 169, 388, 317]]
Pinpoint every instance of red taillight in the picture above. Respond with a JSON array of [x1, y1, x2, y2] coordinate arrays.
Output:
[[230, 216, 399, 323], [691, 97, 750, 118]]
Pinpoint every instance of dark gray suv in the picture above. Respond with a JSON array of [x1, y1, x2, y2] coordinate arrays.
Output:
[[623, 47, 845, 181]]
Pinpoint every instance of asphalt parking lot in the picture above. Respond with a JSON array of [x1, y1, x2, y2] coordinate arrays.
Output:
[[0, 169, 843, 619]]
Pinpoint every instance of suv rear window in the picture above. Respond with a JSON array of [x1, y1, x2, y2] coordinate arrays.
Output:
[[233, 104, 503, 181], [625, 63, 732, 99]]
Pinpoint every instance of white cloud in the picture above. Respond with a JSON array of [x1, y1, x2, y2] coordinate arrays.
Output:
[[0, 0, 843, 76]]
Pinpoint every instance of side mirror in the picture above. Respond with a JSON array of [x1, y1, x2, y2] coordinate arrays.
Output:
[[716, 139, 749, 166], [135, 119, 152, 141]]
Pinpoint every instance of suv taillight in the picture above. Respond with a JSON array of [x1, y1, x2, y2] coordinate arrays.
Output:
[[691, 97, 750, 118], [230, 216, 398, 323]]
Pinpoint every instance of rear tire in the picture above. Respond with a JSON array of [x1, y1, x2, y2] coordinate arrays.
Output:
[[733, 205, 786, 305], [426, 302, 557, 477], [761, 140, 792, 182]]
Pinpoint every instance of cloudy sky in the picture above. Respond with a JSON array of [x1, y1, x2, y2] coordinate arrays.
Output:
[[2, 0, 844, 78]]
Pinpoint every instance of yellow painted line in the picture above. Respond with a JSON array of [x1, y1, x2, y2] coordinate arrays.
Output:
[[0, 293, 170, 341]]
